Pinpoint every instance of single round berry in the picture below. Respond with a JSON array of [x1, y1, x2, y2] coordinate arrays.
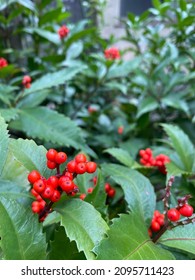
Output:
[[105, 183, 111, 193], [80, 193, 86, 200], [154, 210, 161, 218], [139, 150, 146, 157], [60, 180, 74, 193], [22, 75, 31, 85], [75, 153, 87, 163], [87, 187, 94, 194], [86, 161, 97, 173], [47, 160, 57, 169], [47, 176, 59, 189], [50, 190, 61, 202], [39, 199, 46, 210], [151, 220, 161, 232], [75, 162, 86, 174], [179, 204, 194, 217], [31, 201, 41, 213], [33, 179, 45, 193], [55, 152, 67, 164], [28, 170, 41, 184], [67, 160, 76, 173], [167, 208, 180, 222], [156, 217, 165, 226], [58, 176, 70, 187], [31, 188, 39, 197], [46, 149, 58, 162], [107, 188, 116, 198], [42, 185, 54, 199]]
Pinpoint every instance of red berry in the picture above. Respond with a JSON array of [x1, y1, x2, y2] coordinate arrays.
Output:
[[22, 75, 31, 85], [58, 176, 70, 187], [105, 183, 111, 193], [75, 162, 86, 174], [42, 185, 54, 199], [55, 152, 67, 164], [154, 210, 161, 218], [33, 179, 46, 193], [75, 153, 87, 163], [46, 149, 58, 162], [139, 150, 146, 157], [39, 200, 46, 210], [156, 217, 165, 226], [0, 57, 8, 68], [117, 126, 124, 134], [58, 25, 69, 39], [86, 161, 97, 173], [80, 193, 86, 200], [31, 188, 39, 197], [63, 172, 73, 180], [67, 160, 77, 173], [47, 160, 57, 169], [107, 188, 116, 198], [87, 187, 94, 194], [28, 170, 41, 184], [50, 190, 61, 202], [151, 220, 160, 232], [47, 176, 59, 189], [31, 201, 41, 213], [179, 204, 194, 217], [167, 208, 180, 222], [104, 47, 120, 60], [145, 148, 152, 156], [60, 180, 74, 193], [93, 176, 97, 186], [148, 228, 152, 237]]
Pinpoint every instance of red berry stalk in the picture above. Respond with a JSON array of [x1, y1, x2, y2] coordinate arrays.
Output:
[[28, 150, 97, 222]]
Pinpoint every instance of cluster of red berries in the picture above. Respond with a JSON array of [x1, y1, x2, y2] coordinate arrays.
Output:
[[58, 25, 69, 39], [148, 210, 165, 236], [104, 183, 116, 198], [139, 148, 170, 174], [28, 149, 97, 221], [104, 47, 120, 60], [22, 75, 32, 89], [167, 204, 194, 222], [0, 57, 8, 69]]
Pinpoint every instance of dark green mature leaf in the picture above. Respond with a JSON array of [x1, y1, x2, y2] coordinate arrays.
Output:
[[101, 163, 156, 227], [0, 179, 31, 199], [55, 199, 109, 259], [17, 89, 50, 108], [95, 214, 174, 260], [159, 223, 195, 256], [22, 65, 86, 95], [9, 138, 51, 178], [26, 28, 60, 45], [9, 107, 87, 151], [0, 0, 36, 11], [0, 196, 47, 259], [104, 148, 140, 168], [162, 124, 195, 172], [84, 169, 107, 215], [0, 115, 9, 176], [49, 227, 86, 260]]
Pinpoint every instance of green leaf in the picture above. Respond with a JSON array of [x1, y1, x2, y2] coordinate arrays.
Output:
[[0, 0, 36, 12], [104, 148, 140, 168], [0, 196, 47, 259], [66, 41, 83, 60], [101, 163, 156, 227], [152, 0, 161, 9], [136, 97, 159, 118], [55, 199, 109, 260], [179, 0, 187, 11], [0, 115, 9, 176], [84, 170, 107, 216], [22, 66, 86, 95], [159, 223, 195, 256], [17, 89, 50, 108], [26, 27, 60, 45], [49, 226, 86, 260], [9, 107, 87, 150], [0, 179, 31, 199], [162, 96, 189, 116], [0, 108, 19, 122], [95, 214, 174, 260], [9, 138, 51, 178], [166, 162, 192, 177], [162, 124, 195, 172], [1, 150, 29, 188], [107, 58, 141, 79]]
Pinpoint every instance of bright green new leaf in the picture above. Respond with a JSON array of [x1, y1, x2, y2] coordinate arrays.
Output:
[[55, 199, 109, 260], [95, 214, 175, 260], [0, 196, 47, 260]]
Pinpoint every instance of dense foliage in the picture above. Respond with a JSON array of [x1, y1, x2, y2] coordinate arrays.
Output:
[[0, 0, 195, 260]]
